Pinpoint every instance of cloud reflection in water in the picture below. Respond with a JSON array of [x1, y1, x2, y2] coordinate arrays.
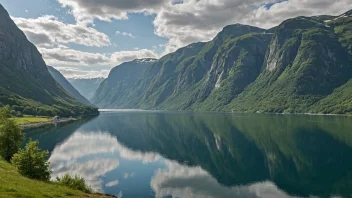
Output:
[[49, 130, 297, 198]]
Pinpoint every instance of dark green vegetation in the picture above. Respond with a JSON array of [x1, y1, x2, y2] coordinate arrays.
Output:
[[11, 140, 51, 181], [68, 77, 105, 100], [0, 106, 23, 161], [94, 10, 352, 114], [55, 174, 93, 194], [0, 5, 98, 117], [48, 66, 94, 107]]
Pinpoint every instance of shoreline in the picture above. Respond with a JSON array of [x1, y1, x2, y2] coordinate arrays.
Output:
[[98, 109, 352, 117], [20, 118, 77, 128]]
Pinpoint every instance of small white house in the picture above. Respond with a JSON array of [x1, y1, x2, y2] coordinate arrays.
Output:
[[54, 116, 60, 122]]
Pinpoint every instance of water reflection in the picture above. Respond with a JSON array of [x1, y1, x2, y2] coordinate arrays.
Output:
[[151, 161, 294, 198], [24, 112, 352, 198], [49, 132, 120, 190]]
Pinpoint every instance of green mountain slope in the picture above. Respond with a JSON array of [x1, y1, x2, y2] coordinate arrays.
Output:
[[0, 4, 97, 116], [309, 79, 352, 114], [91, 58, 156, 108], [93, 25, 269, 110], [68, 78, 105, 100], [228, 15, 352, 113], [47, 66, 94, 107], [93, 10, 352, 114]]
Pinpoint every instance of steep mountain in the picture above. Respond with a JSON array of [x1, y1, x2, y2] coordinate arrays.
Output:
[[47, 66, 94, 107], [228, 15, 352, 113], [68, 78, 105, 100], [0, 4, 97, 116], [93, 25, 269, 109], [91, 58, 157, 108], [93, 10, 352, 114]]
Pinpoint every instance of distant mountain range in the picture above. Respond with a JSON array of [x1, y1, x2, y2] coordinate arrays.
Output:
[[68, 78, 105, 100], [47, 66, 94, 107], [0, 4, 97, 116], [92, 9, 352, 115]]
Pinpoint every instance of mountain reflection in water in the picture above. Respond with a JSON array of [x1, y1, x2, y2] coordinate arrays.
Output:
[[24, 112, 352, 198]]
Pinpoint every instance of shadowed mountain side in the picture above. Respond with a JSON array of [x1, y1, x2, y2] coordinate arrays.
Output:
[[0, 4, 98, 116], [48, 66, 95, 107]]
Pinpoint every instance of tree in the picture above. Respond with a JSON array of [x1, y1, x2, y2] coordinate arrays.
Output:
[[11, 140, 51, 181], [0, 105, 11, 122], [0, 119, 23, 161]]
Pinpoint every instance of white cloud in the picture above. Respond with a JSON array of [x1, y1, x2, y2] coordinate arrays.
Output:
[[55, 67, 110, 79], [13, 15, 110, 47], [55, 0, 351, 55], [152, 0, 352, 53], [13, 0, 351, 78], [57, 0, 170, 24], [105, 180, 119, 187], [40, 47, 110, 66], [39, 47, 158, 78], [116, 31, 136, 39]]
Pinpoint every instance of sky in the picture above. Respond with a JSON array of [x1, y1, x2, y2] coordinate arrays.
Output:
[[0, 0, 351, 79]]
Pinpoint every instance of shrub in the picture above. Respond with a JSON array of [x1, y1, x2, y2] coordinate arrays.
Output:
[[0, 119, 23, 161], [55, 174, 93, 193], [0, 105, 11, 122], [11, 140, 51, 181], [10, 110, 17, 116], [16, 111, 23, 117]]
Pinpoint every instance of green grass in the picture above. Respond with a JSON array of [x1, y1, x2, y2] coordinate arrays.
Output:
[[9, 116, 52, 125], [0, 159, 89, 198]]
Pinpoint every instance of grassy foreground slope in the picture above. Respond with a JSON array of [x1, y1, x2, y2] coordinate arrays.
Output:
[[0, 159, 113, 198], [0, 159, 84, 198]]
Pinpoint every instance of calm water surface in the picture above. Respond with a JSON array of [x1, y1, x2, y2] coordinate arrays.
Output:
[[24, 111, 352, 198]]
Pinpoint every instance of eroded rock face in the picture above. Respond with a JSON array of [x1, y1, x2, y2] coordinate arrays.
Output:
[[0, 4, 97, 116], [0, 4, 48, 77]]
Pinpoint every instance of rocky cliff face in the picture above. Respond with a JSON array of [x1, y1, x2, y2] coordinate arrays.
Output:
[[92, 10, 352, 114], [0, 4, 97, 116], [228, 15, 352, 113], [93, 25, 269, 110]]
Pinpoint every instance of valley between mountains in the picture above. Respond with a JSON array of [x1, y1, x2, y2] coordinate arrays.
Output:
[[0, 3, 351, 115]]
